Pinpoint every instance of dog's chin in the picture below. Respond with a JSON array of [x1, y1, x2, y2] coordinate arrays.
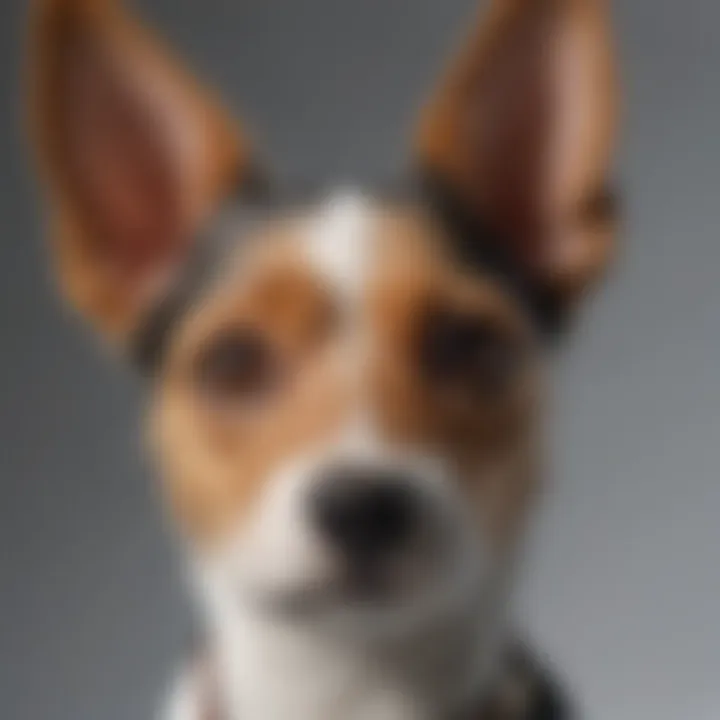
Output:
[[248, 569, 429, 621], [231, 541, 490, 642]]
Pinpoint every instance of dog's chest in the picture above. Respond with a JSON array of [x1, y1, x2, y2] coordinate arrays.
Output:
[[167, 637, 568, 720], [216, 621, 431, 720]]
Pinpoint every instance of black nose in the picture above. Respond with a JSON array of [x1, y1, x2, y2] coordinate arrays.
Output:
[[312, 467, 420, 563]]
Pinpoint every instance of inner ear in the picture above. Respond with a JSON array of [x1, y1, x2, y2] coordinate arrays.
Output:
[[29, 0, 257, 340], [415, 0, 619, 309], [58, 24, 183, 277]]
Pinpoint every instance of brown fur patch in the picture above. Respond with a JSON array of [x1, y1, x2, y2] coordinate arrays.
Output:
[[368, 209, 543, 548], [149, 206, 542, 549], [149, 221, 345, 542]]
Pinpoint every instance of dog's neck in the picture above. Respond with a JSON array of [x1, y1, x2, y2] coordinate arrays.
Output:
[[200, 581, 511, 720]]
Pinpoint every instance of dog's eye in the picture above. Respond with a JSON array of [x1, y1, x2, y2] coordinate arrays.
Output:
[[419, 308, 522, 395], [194, 328, 278, 402]]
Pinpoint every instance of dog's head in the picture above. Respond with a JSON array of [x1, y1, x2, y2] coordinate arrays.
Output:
[[28, 0, 618, 635]]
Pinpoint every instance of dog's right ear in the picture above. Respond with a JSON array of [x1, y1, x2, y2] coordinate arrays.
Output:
[[27, 0, 259, 342]]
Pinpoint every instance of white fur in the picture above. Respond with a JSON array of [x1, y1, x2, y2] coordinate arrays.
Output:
[[166, 575, 510, 720], [304, 190, 372, 308], [304, 190, 375, 399]]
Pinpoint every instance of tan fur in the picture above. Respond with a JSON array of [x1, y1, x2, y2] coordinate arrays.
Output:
[[369, 210, 543, 548], [149, 225, 348, 543], [149, 208, 540, 549]]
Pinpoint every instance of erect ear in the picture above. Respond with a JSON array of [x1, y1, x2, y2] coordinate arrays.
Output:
[[416, 0, 619, 311], [28, 0, 260, 341]]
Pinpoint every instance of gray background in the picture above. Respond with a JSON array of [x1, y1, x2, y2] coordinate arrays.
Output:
[[1, 0, 718, 718]]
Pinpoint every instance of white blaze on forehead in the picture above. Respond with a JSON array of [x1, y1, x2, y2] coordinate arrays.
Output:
[[304, 189, 378, 426], [304, 190, 374, 308]]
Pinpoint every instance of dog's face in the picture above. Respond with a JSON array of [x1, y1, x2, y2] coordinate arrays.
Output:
[[28, 0, 617, 634], [150, 194, 543, 630]]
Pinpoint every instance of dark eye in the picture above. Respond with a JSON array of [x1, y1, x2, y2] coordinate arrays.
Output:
[[418, 307, 522, 395], [194, 328, 278, 402]]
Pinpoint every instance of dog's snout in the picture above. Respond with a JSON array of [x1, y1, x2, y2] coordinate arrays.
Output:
[[311, 466, 420, 562]]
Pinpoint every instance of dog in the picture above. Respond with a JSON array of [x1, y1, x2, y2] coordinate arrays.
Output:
[[26, 0, 619, 718]]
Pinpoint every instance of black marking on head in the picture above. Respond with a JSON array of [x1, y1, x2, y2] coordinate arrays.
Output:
[[130, 197, 264, 373], [415, 171, 567, 341]]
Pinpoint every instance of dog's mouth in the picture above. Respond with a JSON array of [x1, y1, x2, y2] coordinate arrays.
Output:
[[242, 536, 453, 623], [247, 565, 418, 618]]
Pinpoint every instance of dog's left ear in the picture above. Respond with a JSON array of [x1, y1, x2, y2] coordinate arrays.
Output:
[[416, 0, 619, 313], [28, 0, 259, 341]]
